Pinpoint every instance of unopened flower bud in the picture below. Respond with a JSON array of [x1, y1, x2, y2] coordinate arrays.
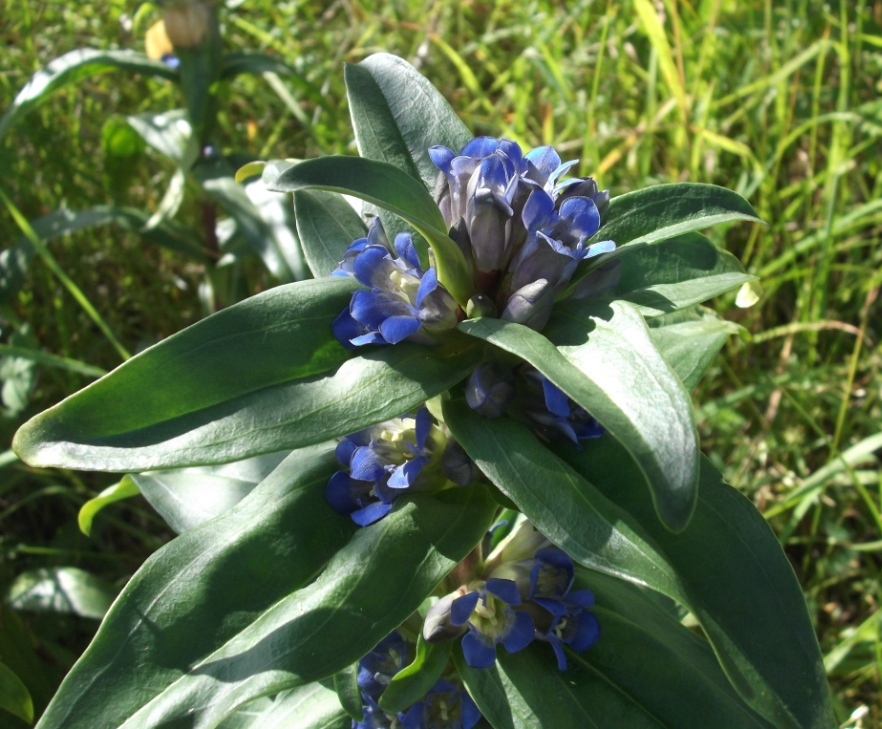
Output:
[[465, 363, 515, 418], [162, 0, 216, 48], [423, 593, 467, 643], [501, 278, 554, 331]]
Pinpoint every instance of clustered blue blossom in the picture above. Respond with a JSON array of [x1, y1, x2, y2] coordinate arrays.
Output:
[[324, 406, 473, 526], [425, 522, 600, 671], [353, 631, 482, 729]]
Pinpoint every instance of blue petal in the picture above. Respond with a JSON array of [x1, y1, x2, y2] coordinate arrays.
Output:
[[485, 578, 521, 606], [324, 471, 362, 515], [541, 379, 571, 418], [556, 196, 600, 240], [387, 456, 427, 489], [353, 245, 393, 288], [428, 145, 456, 173], [522, 189, 555, 232], [414, 267, 439, 307], [585, 239, 616, 258], [461, 136, 500, 158], [352, 500, 394, 527], [394, 232, 421, 271], [350, 290, 388, 328], [331, 308, 363, 349], [461, 629, 498, 668], [378, 315, 422, 344], [414, 406, 433, 450], [501, 610, 535, 654], [350, 447, 387, 482], [568, 611, 601, 652], [550, 637, 568, 671], [450, 591, 480, 626], [350, 331, 389, 347]]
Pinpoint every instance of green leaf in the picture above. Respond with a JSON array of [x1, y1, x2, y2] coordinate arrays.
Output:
[[127, 110, 193, 165], [194, 156, 305, 281], [379, 637, 451, 714], [78, 477, 140, 536], [592, 183, 763, 248], [0, 661, 34, 725], [332, 664, 362, 721], [36, 445, 356, 729], [462, 306, 699, 531], [557, 439, 836, 729], [263, 156, 473, 306], [220, 52, 298, 81], [458, 592, 772, 729], [604, 232, 757, 316], [293, 190, 367, 278], [16, 336, 477, 472], [443, 400, 683, 601], [132, 451, 290, 533], [112, 487, 495, 729], [216, 683, 348, 729], [648, 308, 742, 390], [6, 567, 116, 620], [344, 53, 472, 192], [0, 49, 177, 141], [14, 278, 356, 470]]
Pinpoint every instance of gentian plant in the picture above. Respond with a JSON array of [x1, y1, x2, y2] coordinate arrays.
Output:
[[13, 54, 834, 728]]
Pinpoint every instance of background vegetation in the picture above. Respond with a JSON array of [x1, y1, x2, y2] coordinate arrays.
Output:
[[1, 0, 879, 725]]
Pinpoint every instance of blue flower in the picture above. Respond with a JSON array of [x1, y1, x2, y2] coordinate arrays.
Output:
[[520, 369, 604, 445], [400, 678, 482, 729], [357, 631, 409, 700], [527, 548, 600, 670], [332, 219, 460, 348], [324, 407, 466, 526], [450, 578, 536, 668], [429, 137, 616, 313]]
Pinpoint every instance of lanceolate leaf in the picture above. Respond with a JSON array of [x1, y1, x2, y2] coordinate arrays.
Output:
[[462, 306, 699, 531], [13, 278, 357, 470], [115, 487, 497, 729], [293, 190, 367, 278], [263, 156, 473, 306], [590, 183, 763, 249], [602, 231, 757, 316], [216, 683, 348, 729], [556, 439, 835, 729], [0, 49, 177, 141], [132, 451, 290, 534], [16, 339, 479, 472], [36, 445, 356, 729], [345, 53, 472, 191], [443, 400, 683, 602], [648, 308, 742, 390], [458, 571, 773, 729]]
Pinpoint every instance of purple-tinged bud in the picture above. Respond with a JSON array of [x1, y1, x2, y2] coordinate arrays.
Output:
[[465, 363, 515, 418], [423, 593, 468, 643], [500, 278, 554, 331], [442, 440, 476, 486]]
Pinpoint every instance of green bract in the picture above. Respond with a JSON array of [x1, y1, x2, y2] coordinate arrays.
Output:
[[13, 53, 833, 729]]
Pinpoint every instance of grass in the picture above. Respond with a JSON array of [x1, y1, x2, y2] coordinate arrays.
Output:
[[1, 0, 880, 725]]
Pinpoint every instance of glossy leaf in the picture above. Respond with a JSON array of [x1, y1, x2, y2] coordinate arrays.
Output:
[[332, 664, 362, 721], [6, 568, 116, 620], [604, 231, 757, 316], [36, 445, 356, 729], [591, 183, 763, 248], [345, 53, 472, 191], [648, 308, 742, 390], [113, 486, 496, 729], [216, 683, 348, 729], [132, 451, 290, 533], [462, 305, 699, 531], [127, 109, 193, 165], [0, 661, 34, 724], [78, 477, 140, 536], [263, 156, 473, 306], [556, 439, 835, 729], [16, 338, 478, 472], [0, 49, 176, 140], [293, 189, 367, 278], [13, 277, 357, 470], [443, 399, 683, 601]]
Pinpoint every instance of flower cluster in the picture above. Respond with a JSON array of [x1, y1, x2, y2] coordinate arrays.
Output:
[[332, 137, 618, 349], [353, 631, 482, 729], [424, 521, 600, 671], [324, 406, 473, 526]]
